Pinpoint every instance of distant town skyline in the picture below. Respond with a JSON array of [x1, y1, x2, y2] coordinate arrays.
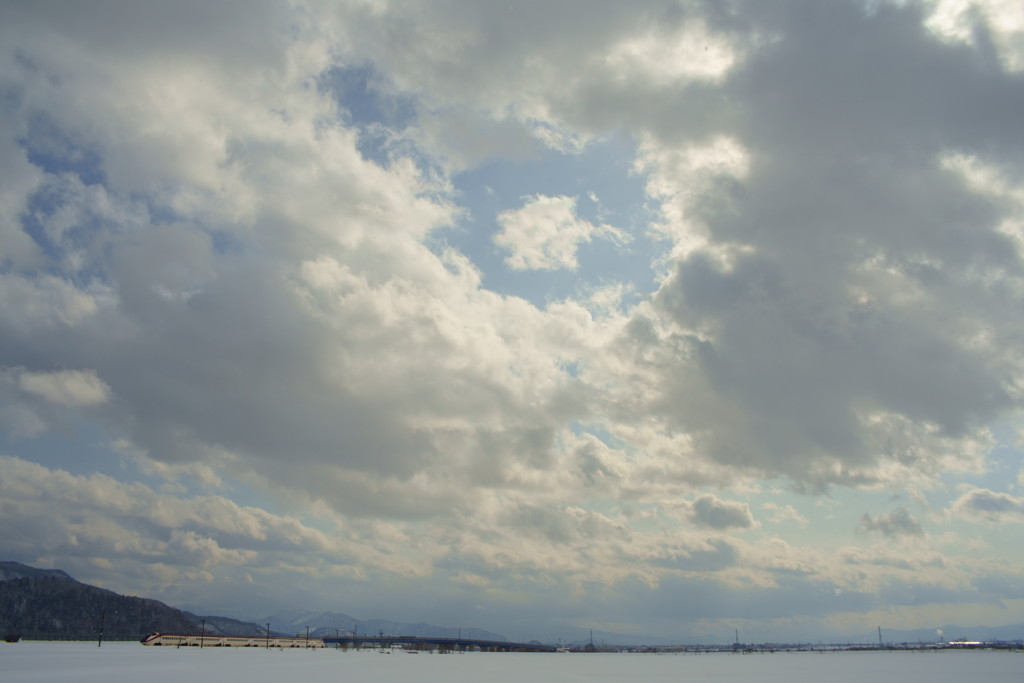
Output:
[[1, 0, 1023, 643]]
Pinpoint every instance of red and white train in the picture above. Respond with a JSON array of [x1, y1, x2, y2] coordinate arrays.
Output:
[[140, 632, 325, 648]]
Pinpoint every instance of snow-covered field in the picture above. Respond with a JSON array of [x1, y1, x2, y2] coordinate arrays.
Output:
[[3, 641, 1022, 682]]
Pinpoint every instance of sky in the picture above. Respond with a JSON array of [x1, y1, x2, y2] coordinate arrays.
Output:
[[1, 0, 1023, 644]]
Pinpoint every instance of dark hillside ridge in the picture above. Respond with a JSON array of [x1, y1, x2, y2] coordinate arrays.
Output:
[[0, 563, 197, 640], [0, 561, 75, 582], [182, 612, 272, 637]]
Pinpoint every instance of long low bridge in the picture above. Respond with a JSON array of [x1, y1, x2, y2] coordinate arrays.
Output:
[[321, 635, 557, 653]]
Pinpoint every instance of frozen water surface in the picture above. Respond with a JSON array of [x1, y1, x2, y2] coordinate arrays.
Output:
[[2, 642, 1021, 682]]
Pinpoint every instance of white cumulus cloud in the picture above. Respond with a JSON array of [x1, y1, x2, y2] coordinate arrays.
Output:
[[494, 194, 629, 271]]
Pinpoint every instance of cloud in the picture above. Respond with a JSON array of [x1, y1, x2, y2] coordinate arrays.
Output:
[[763, 503, 809, 528], [859, 507, 925, 538], [3, 0, 1018, 506], [591, 0, 1024, 489], [0, 456, 337, 575], [494, 194, 629, 271], [0, 0, 583, 520], [0, 367, 110, 437], [1, 0, 1024, 641], [18, 369, 110, 407], [925, 0, 1024, 72], [0, 273, 105, 330], [605, 18, 739, 85], [687, 494, 756, 530], [658, 537, 739, 573], [951, 487, 1024, 523]]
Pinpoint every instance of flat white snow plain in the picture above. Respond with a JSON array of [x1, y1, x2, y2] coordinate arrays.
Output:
[[3, 642, 1022, 682]]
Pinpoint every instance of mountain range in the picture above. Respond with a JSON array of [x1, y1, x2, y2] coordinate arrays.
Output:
[[3, 561, 1022, 646], [0, 561, 507, 642]]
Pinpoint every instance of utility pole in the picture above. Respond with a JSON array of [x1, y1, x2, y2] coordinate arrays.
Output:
[[97, 610, 105, 648], [200, 618, 205, 648], [266, 622, 270, 649], [878, 626, 883, 649]]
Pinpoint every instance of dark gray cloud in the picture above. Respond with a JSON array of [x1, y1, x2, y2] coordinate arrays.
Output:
[[859, 506, 925, 538], [628, 0, 1024, 485], [689, 494, 755, 529], [0, 0, 290, 68], [952, 488, 1024, 522]]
